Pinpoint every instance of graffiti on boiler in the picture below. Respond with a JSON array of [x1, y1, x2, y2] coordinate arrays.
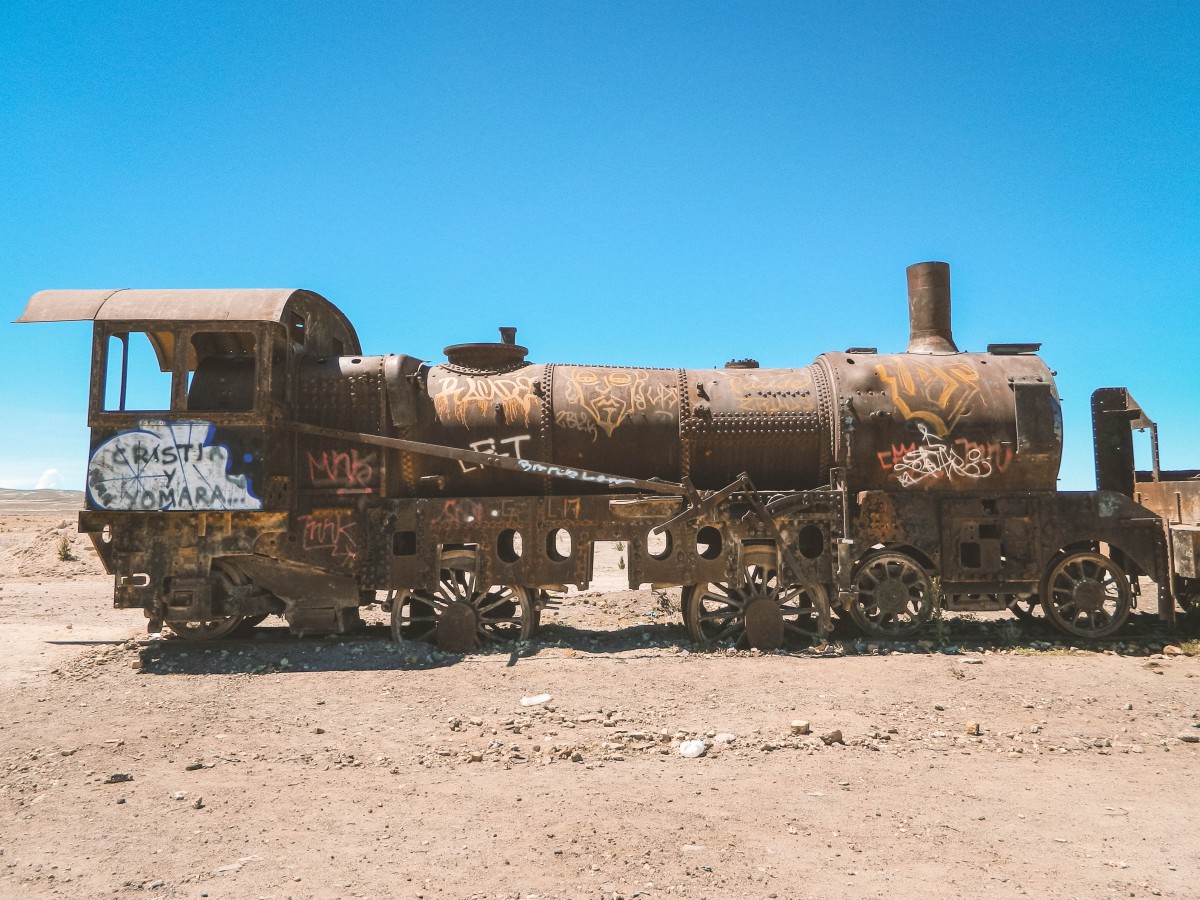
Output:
[[559, 368, 678, 441], [878, 423, 1013, 487], [876, 359, 985, 438], [433, 373, 540, 429]]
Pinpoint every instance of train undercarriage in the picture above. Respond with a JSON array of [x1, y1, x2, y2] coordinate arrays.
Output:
[[79, 468, 1178, 650]]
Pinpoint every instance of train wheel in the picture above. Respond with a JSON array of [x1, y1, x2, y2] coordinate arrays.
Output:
[[168, 617, 248, 640], [847, 551, 934, 640], [683, 566, 826, 650], [680, 595, 695, 635], [1039, 551, 1131, 640], [392, 571, 538, 651], [1007, 594, 1040, 622], [166, 561, 254, 641], [392, 593, 438, 643]]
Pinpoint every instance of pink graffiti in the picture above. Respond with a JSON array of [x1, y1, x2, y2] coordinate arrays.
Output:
[[298, 511, 359, 561], [306, 449, 377, 494]]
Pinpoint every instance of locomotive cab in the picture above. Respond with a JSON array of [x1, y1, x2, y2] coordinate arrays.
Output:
[[17, 289, 365, 636]]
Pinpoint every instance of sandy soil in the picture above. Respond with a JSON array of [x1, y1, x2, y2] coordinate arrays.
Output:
[[1, 498, 1198, 900]]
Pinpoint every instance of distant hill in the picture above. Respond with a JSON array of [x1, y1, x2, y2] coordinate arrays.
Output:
[[0, 488, 86, 514]]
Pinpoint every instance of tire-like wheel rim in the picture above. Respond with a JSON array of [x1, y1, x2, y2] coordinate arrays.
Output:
[[167, 560, 251, 641], [1040, 551, 1131, 639], [683, 565, 827, 649], [169, 617, 246, 640], [848, 552, 933, 639]]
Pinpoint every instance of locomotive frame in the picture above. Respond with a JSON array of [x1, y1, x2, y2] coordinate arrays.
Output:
[[16, 265, 1197, 649]]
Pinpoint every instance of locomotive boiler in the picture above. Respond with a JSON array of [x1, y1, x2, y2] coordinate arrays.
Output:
[[311, 262, 1060, 499], [17, 262, 1186, 650]]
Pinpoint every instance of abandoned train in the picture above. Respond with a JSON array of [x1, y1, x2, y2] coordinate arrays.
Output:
[[17, 262, 1200, 650]]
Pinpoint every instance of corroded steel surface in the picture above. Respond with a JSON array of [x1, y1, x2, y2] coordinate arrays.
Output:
[[18, 288, 360, 355], [819, 351, 1061, 492], [905, 261, 958, 354], [1092, 386, 1200, 604], [22, 262, 1189, 646]]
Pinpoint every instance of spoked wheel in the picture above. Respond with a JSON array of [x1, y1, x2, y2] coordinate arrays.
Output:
[[1007, 593, 1041, 623], [682, 565, 828, 650], [167, 560, 255, 641], [391, 553, 538, 651], [848, 551, 935, 640], [1040, 551, 1131, 640]]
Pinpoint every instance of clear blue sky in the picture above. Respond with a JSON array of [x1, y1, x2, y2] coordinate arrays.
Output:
[[2, 1, 1197, 490]]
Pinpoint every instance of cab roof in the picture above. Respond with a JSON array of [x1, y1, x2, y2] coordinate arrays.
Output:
[[16, 288, 361, 356]]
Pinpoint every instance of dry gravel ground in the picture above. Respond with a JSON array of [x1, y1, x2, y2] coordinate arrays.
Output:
[[1, 498, 1199, 900]]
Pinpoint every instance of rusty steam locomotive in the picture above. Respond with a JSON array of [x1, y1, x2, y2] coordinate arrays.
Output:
[[17, 262, 1199, 649]]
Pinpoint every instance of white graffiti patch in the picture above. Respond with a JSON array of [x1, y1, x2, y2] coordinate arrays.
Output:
[[892, 423, 994, 487], [87, 421, 262, 511]]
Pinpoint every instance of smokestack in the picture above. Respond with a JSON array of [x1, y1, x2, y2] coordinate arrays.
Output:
[[906, 261, 958, 354], [499, 327, 517, 345]]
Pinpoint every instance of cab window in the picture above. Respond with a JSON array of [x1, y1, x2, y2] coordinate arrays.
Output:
[[103, 331, 174, 412], [186, 332, 258, 412]]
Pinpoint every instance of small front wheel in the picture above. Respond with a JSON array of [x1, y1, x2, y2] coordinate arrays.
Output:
[[166, 561, 257, 641]]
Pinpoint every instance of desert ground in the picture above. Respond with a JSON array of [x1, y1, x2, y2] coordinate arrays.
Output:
[[1, 488, 1198, 900]]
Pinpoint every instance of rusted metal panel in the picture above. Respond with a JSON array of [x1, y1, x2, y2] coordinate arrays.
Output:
[[1134, 477, 1200, 526], [76, 509, 288, 610], [20, 288, 360, 356], [1172, 526, 1200, 579], [382, 354, 426, 431], [682, 367, 828, 490], [938, 495, 1040, 584], [1092, 387, 1148, 497], [1041, 491, 1167, 585], [551, 365, 683, 488], [822, 351, 1059, 493], [1013, 379, 1062, 465], [852, 490, 942, 565]]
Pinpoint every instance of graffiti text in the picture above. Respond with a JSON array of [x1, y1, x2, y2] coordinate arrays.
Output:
[[306, 449, 377, 494], [298, 510, 359, 561], [458, 434, 531, 473], [878, 423, 1012, 487], [876, 359, 984, 438], [87, 421, 261, 511]]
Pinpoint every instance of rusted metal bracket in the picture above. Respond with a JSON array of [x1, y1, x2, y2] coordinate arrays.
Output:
[[652, 475, 746, 534]]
